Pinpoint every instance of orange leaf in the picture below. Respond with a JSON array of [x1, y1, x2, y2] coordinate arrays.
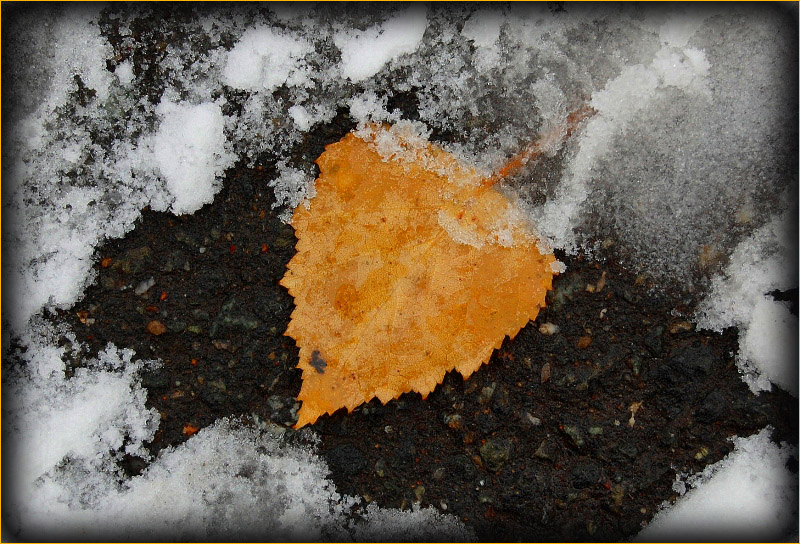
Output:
[[182, 423, 200, 436], [280, 113, 593, 427]]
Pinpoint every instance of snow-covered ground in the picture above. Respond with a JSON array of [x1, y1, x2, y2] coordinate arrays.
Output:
[[2, 4, 796, 541]]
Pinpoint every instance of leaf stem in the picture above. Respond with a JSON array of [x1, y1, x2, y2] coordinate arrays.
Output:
[[480, 104, 597, 190]]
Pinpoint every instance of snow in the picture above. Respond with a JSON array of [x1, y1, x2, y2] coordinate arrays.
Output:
[[336, 5, 428, 82], [461, 9, 505, 71], [153, 100, 235, 215], [115, 60, 134, 86], [269, 162, 316, 223], [222, 25, 313, 92], [288, 104, 314, 130], [638, 428, 797, 542], [5, 327, 160, 523], [461, 9, 504, 48], [3, 3, 796, 541], [696, 209, 799, 396], [348, 89, 393, 123]]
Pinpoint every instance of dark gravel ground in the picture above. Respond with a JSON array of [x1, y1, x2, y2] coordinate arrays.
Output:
[[53, 139, 797, 541]]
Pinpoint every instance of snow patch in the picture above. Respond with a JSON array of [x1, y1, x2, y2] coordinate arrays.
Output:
[[336, 6, 428, 82], [114, 60, 134, 86], [223, 25, 313, 91], [638, 428, 798, 542], [696, 209, 798, 396], [153, 100, 235, 215]]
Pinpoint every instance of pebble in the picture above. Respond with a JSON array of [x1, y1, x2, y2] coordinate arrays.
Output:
[[694, 446, 710, 460], [112, 246, 152, 274], [549, 274, 584, 309], [210, 296, 261, 337], [445, 454, 477, 479], [479, 438, 511, 472], [267, 395, 286, 412], [659, 428, 677, 447], [541, 362, 551, 384], [561, 424, 585, 448], [668, 342, 714, 374], [208, 379, 226, 392], [141, 368, 168, 389], [694, 390, 727, 423], [571, 461, 601, 488], [174, 229, 199, 248], [614, 284, 637, 304], [478, 382, 496, 405], [167, 320, 187, 333], [192, 309, 210, 321], [669, 320, 694, 334], [524, 412, 542, 426], [534, 439, 552, 460], [444, 413, 463, 430], [134, 277, 156, 295], [539, 322, 559, 335], [146, 320, 167, 335], [200, 387, 226, 408], [161, 250, 186, 273], [616, 442, 638, 459], [643, 325, 665, 355]]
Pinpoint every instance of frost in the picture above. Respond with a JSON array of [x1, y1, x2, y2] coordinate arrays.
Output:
[[348, 89, 393, 123], [5, 320, 472, 542], [5, 324, 159, 517], [549, 260, 567, 274], [269, 162, 316, 223], [288, 104, 314, 131], [461, 9, 505, 71], [350, 502, 473, 542]]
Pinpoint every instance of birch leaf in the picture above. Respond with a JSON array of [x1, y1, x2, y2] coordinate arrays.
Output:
[[281, 110, 592, 427]]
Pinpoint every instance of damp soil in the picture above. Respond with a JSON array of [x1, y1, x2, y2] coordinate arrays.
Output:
[[52, 140, 798, 541]]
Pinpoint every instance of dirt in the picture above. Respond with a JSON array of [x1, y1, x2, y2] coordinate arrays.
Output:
[[54, 144, 797, 540]]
